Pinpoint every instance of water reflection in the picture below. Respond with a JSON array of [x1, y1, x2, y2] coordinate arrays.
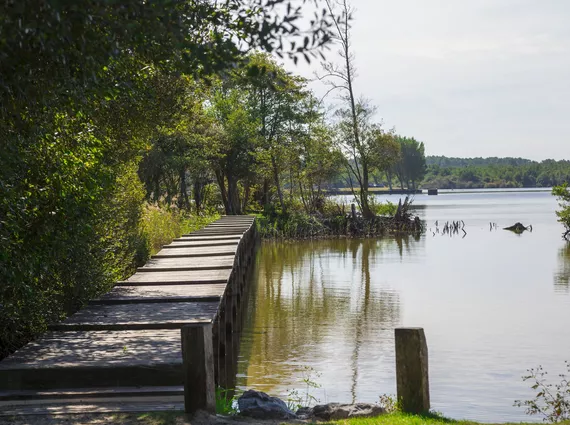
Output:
[[554, 243, 570, 292], [237, 191, 570, 422], [237, 237, 424, 403]]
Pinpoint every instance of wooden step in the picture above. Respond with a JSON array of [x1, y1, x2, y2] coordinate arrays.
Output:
[[119, 269, 231, 285], [176, 235, 242, 241], [139, 256, 235, 270], [92, 284, 226, 304], [163, 241, 239, 248], [152, 246, 237, 258], [49, 301, 218, 331], [0, 399, 184, 416], [187, 232, 244, 237], [0, 330, 184, 391], [0, 386, 183, 402]]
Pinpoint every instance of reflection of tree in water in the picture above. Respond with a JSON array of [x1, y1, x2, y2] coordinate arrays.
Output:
[[237, 236, 423, 400], [554, 243, 570, 292]]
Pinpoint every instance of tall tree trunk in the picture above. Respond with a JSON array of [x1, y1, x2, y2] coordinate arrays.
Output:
[[262, 178, 270, 210], [242, 181, 251, 213], [387, 170, 393, 191], [178, 167, 189, 210], [360, 160, 374, 218], [193, 178, 204, 213], [271, 155, 286, 214], [227, 177, 242, 215], [214, 169, 230, 214]]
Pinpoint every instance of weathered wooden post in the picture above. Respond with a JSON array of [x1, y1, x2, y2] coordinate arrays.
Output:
[[181, 323, 215, 414], [395, 327, 430, 414]]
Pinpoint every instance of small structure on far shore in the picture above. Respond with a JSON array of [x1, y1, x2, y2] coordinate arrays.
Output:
[[427, 188, 438, 196]]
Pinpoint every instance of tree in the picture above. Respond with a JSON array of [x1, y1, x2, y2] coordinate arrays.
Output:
[[318, 0, 387, 218], [368, 128, 401, 191], [0, 0, 337, 357], [292, 99, 344, 213], [208, 82, 259, 215], [239, 54, 313, 214], [334, 101, 389, 217], [393, 136, 427, 190], [553, 184, 570, 240]]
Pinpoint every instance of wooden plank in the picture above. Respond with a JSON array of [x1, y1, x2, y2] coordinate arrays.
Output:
[[0, 400, 184, 416], [176, 235, 242, 241], [184, 229, 245, 238], [139, 256, 235, 271], [120, 269, 230, 285], [205, 224, 251, 228], [164, 241, 239, 248], [395, 327, 430, 414], [188, 231, 244, 237], [153, 246, 237, 258], [49, 302, 219, 331], [0, 330, 184, 390], [0, 386, 183, 402], [209, 224, 252, 227], [182, 324, 215, 413], [92, 284, 226, 304]]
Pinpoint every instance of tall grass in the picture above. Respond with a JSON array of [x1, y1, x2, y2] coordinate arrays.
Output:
[[137, 206, 219, 262]]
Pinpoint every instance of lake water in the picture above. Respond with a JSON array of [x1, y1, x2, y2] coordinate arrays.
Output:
[[236, 189, 570, 422]]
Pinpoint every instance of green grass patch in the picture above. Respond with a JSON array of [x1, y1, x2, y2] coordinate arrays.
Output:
[[97, 411, 560, 425], [139, 206, 219, 256]]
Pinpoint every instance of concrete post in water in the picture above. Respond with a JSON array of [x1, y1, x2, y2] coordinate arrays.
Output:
[[181, 323, 215, 414], [395, 327, 430, 414]]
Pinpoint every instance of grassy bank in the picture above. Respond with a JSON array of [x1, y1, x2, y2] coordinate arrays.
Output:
[[12, 411, 547, 425], [140, 206, 219, 257], [255, 197, 422, 240]]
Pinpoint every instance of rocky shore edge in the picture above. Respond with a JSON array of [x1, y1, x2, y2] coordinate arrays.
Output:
[[236, 390, 386, 421]]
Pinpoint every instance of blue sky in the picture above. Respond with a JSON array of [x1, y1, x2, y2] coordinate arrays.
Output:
[[284, 0, 570, 160]]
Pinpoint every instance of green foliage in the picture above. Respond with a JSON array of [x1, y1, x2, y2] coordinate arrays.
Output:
[[515, 362, 570, 423], [139, 207, 219, 257], [368, 197, 397, 216], [287, 366, 322, 410], [256, 197, 412, 240], [0, 160, 144, 358], [378, 394, 401, 413], [553, 184, 570, 240], [392, 136, 427, 190], [0, 0, 336, 358], [424, 157, 570, 189], [428, 156, 535, 168], [216, 388, 238, 416]]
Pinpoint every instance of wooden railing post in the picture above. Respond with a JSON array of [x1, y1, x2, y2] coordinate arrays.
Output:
[[395, 327, 430, 414], [181, 323, 215, 414]]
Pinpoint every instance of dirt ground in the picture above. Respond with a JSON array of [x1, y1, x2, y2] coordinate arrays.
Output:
[[0, 411, 301, 425]]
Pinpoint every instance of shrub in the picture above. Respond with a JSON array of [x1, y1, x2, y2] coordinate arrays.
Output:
[[553, 184, 570, 240], [0, 156, 217, 359], [0, 160, 145, 358], [515, 362, 570, 423]]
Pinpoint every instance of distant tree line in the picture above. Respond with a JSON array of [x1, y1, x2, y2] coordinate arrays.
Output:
[[423, 157, 570, 189]]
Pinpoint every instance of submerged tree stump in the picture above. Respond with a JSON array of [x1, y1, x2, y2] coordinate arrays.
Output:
[[504, 222, 532, 234]]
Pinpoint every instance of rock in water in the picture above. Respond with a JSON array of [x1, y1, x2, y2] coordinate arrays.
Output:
[[237, 390, 297, 419], [310, 403, 386, 420]]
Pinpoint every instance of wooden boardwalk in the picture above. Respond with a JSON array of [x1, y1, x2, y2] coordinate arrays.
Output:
[[0, 216, 257, 416]]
